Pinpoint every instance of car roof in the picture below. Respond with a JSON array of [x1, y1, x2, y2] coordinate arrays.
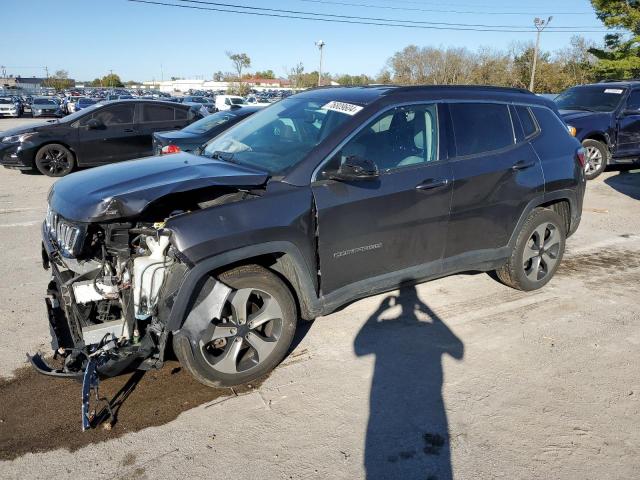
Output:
[[103, 99, 190, 108], [576, 80, 640, 88]]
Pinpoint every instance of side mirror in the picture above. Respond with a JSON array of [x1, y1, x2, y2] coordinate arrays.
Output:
[[86, 118, 103, 129], [330, 155, 379, 181]]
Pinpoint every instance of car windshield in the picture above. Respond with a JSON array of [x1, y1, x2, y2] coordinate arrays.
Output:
[[555, 86, 627, 112], [0, 98, 12, 104], [184, 111, 239, 134], [203, 97, 355, 174], [33, 99, 56, 106], [78, 99, 96, 106], [229, 97, 246, 105]]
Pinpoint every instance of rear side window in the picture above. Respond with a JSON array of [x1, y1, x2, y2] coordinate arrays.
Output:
[[531, 106, 572, 136], [175, 108, 188, 120], [142, 104, 175, 122], [515, 106, 538, 138], [449, 103, 514, 157]]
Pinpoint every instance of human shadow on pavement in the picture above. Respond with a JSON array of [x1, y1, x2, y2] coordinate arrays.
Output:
[[604, 169, 640, 201], [354, 284, 464, 480]]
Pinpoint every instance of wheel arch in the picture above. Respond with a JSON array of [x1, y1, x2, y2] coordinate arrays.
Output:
[[33, 141, 78, 166], [166, 241, 320, 333]]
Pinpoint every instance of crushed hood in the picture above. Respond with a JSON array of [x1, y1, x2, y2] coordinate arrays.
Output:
[[559, 109, 611, 123], [49, 152, 269, 222]]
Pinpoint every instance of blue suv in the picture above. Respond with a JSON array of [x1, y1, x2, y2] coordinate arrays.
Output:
[[556, 80, 640, 179]]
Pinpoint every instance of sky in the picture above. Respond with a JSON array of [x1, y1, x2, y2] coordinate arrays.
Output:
[[1, 0, 608, 82]]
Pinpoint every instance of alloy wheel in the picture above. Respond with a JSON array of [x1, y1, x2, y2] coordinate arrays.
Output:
[[584, 145, 603, 176], [198, 288, 284, 375], [522, 222, 561, 282], [37, 146, 71, 175]]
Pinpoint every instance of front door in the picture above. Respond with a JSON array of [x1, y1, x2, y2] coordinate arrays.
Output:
[[312, 104, 453, 295], [75, 103, 139, 165], [616, 89, 640, 158]]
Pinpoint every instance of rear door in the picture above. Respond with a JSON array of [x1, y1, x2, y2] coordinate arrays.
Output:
[[136, 103, 191, 157], [312, 103, 453, 295], [444, 102, 544, 263], [75, 103, 138, 165], [616, 89, 640, 158]]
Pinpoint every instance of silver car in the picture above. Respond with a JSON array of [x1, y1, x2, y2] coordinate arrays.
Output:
[[31, 97, 62, 117], [0, 97, 20, 117]]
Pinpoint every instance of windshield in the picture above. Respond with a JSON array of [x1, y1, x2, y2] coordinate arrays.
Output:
[[78, 99, 96, 106], [555, 86, 627, 112], [184, 111, 238, 134], [230, 97, 246, 105], [0, 98, 12, 104], [33, 99, 56, 106], [203, 97, 354, 174]]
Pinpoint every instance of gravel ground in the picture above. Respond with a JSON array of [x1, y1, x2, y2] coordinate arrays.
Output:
[[0, 117, 639, 479]]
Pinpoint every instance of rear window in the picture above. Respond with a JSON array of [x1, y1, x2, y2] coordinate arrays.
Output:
[[450, 103, 514, 157], [515, 105, 538, 138], [142, 104, 175, 122]]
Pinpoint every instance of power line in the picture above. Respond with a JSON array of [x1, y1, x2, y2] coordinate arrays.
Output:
[[171, 0, 606, 29], [128, 0, 609, 33], [294, 0, 596, 16]]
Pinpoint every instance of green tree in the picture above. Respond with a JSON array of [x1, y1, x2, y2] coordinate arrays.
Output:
[[590, 0, 640, 79], [42, 69, 74, 91], [226, 51, 251, 80], [254, 69, 275, 79]]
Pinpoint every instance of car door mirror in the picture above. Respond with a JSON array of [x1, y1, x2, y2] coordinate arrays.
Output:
[[330, 155, 379, 181], [86, 118, 104, 129]]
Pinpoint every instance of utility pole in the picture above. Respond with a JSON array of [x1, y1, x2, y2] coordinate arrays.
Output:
[[316, 40, 325, 87], [44, 66, 49, 79], [529, 16, 553, 93]]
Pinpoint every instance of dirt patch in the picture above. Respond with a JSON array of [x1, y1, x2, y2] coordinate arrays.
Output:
[[559, 248, 640, 278], [0, 361, 264, 461]]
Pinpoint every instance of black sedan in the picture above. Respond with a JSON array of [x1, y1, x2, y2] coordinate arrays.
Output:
[[152, 106, 262, 155], [0, 99, 203, 176]]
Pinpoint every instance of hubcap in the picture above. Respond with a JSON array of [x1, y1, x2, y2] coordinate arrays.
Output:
[[38, 147, 69, 175], [584, 146, 603, 175], [199, 288, 283, 374], [523, 222, 561, 282]]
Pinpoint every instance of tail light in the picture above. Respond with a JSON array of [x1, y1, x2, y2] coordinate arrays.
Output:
[[161, 144, 181, 155], [576, 147, 586, 168]]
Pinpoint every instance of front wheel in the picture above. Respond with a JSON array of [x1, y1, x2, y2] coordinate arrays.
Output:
[[34, 143, 75, 177], [174, 265, 297, 388], [495, 208, 566, 291], [583, 139, 608, 180]]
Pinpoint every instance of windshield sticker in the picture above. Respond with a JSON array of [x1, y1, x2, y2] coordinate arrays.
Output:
[[322, 101, 363, 116], [604, 89, 624, 94]]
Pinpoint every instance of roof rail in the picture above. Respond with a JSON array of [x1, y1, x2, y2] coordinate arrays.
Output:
[[389, 84, 533, 95], [597, 78, 640, 83]]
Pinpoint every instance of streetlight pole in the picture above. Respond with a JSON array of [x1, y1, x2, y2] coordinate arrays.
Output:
[[316, 40, 325, 87], [529, 16, 553, 93]]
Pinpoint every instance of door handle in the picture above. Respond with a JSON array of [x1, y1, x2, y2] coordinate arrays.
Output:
[[512, 160, 535, 171], [416, 178, 450, 191], [123, 128, 135, 133]]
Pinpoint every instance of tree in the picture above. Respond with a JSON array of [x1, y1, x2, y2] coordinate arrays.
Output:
[[226, 51, 251, 80], [254, 69, 275, 79], [213, 70, 225, 82], [42, 69, 74, 91], [590, 0, 640, 79], [334, 73, 374, 86], [287, 62, 305, 89]]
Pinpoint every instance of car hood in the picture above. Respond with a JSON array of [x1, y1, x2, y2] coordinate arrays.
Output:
[[49, 152, 270, 222], [0, 121, 53, 137], [559, 109, 611, 123]]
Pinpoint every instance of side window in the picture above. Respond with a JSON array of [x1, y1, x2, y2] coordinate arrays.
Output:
[[449, 103, 514, 157], [142, 104, 175, 122], [83, 104, 135, 126], [324, 104, 438, 174], [225, 98, 231, 105], [515, 105, 538, 138], [626, 90, 640, 111], [175, 108, 188, 120]]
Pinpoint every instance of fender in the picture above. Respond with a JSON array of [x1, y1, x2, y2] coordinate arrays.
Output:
[[166, 241, 321, 333]]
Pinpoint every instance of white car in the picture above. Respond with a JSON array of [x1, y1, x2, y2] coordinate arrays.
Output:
[[0, 97, 20, 117], [215, 95, 247, 111]]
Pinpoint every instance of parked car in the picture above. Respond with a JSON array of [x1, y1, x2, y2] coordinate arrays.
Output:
[[0, 99, 202, 176], [31, 97, 63, 118], [152, 105, 262, 155], [182, 96, 216, 113], [33, 85, 585, 416], [215, 94, 246, 111], [0, 97, 21, 117], [556, 80, 640, 179], [74, 97, 97, 112]]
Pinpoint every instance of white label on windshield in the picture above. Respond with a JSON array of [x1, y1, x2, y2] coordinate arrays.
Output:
[[322, 101, 363, 116], [604, 89, 624, 94]]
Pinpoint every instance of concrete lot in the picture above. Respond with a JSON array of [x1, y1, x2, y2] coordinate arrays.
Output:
[[0, 117, 639, 479]]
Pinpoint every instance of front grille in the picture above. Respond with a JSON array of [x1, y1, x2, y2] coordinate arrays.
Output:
[[45, 206, 84, 256]]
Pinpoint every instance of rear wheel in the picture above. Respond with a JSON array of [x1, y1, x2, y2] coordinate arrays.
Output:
[[495, 208, 566, 291], [174, 265, 297, 387], [34, 144, 75, 177], [583, 139, 608, 180]]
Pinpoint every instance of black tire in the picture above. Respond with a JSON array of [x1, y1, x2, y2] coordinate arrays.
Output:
[[174, 265, 297, 388], [495, 208, 566, 291], [34, 143, 75, 177], [582, 139, 608, 180]]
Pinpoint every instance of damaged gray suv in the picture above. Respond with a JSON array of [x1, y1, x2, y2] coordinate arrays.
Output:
[[35, 86, 585, 427]]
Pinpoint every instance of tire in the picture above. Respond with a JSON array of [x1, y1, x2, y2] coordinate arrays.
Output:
[[34, 143, 75, 177], [583, 139, 608, 180], [174, 265, 297, 388], [495, 208, 566, 291]]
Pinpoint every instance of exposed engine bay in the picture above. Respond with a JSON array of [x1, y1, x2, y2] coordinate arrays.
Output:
[[33, 187, 259, 430]]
